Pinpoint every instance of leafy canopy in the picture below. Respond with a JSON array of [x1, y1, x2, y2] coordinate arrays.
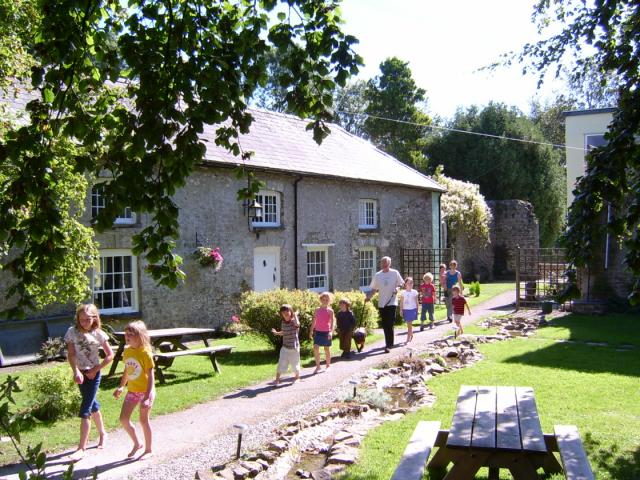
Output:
[[517, 0, 639, 303], [0, 0, 361, 318]]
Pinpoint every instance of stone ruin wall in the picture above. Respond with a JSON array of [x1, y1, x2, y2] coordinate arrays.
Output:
[[454, 200, 539, 282]]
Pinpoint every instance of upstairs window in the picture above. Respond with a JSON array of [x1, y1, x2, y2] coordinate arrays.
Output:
[[585, 133, 607, 152], [91, 184, 135, 225], [358, 199, 378, 229], [252, 190, 280, 227]]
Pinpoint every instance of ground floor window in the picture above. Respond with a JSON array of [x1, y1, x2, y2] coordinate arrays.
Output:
[[306, 247, 328, 291], [92, 249, 138, 314], [359, 248, 376, 289]]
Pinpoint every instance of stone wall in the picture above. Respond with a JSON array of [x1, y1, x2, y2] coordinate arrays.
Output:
[[453, 200, 539, 282]]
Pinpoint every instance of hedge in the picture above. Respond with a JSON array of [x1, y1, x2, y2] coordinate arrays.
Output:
[[238, 289, 378, 352]]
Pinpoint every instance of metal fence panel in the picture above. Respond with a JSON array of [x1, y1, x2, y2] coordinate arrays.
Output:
[[401, 248, 454, 298]]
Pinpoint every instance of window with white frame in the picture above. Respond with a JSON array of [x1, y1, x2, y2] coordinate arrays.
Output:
[[91, 183, 135, 225], [358, 199, 378, 229], [358, 248, 376, 289], [585, 133, 607, 151], [91, 250, 138, 314], [306, 247, 328, 291], [251, 190, 280, 227]]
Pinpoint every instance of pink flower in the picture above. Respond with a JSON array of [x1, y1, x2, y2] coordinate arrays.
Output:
[[231, 315, 240, 323]]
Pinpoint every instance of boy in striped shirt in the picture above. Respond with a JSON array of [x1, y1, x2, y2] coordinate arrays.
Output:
[[271, 304, 301, 385]]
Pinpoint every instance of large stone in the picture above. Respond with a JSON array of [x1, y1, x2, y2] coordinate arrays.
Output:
[[334, 430, 353, 442], [239, 461, 263, 477], [257, 450, 277, 463], [232, 465, 250, 480], [327, 453, 357, 465], [268, 439, 289, 453]]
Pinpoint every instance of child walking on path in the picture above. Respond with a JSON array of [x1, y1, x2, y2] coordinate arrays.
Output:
[[309, 291, 335, 373], [113, 321, 155, 460], [399, 277, 419, 343], [445, 260, 464, 322], [65, 304, 114, 462], [419, 273, 436, 330], [336, 298, 356, 358], [271, 304, 301, 384], [451, 285, 471, 338]]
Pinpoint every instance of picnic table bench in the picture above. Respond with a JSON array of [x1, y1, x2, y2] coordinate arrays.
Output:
[[153, 344, 233, 384], [392, 385, 594, 480], [108, 327, 234, 384]]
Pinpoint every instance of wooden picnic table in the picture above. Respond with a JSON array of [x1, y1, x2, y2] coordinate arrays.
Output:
[[426, 385, 564, 479], [107, 327, 218, 377], [393, 385, 594, 480]]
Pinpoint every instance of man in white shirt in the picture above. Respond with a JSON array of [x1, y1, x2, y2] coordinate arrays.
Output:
[[366, 256, 404, 352]]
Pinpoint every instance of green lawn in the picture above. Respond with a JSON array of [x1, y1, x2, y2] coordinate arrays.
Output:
[[340, 313, 640, 480]]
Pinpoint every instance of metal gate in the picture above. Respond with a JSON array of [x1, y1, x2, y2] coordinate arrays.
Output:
[[401, 248, 454, 297], [515, 247, 575, 309]]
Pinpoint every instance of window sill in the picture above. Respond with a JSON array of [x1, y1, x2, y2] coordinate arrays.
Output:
[[358, 227, 380, 233]]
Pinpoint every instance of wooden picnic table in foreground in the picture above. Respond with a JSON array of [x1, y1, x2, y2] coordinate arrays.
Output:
[[392, 385, 594, 480]]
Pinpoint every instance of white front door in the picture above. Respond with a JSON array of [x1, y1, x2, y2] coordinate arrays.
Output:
[[253, 247, 280, 292]]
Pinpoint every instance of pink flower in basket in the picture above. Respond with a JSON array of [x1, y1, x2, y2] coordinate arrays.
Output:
[[194, 246, 224, 271]]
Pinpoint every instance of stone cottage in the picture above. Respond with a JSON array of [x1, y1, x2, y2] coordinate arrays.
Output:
[[1, 105, 445, 332]]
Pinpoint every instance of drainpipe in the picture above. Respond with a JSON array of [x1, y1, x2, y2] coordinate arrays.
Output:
[[293, 176, 303, 288]]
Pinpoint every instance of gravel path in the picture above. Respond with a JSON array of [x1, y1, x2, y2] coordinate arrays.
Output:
[[0, 290, 515, 480]]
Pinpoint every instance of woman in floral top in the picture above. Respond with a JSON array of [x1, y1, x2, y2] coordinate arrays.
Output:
[[64, 303, 114, 462]]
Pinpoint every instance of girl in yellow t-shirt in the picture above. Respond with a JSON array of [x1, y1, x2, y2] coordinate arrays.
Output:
[[113, 320, 155, 459]]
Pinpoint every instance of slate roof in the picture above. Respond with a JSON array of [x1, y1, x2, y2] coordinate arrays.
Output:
[[200, 108, 445, 192], [2, 87, 444, 192]]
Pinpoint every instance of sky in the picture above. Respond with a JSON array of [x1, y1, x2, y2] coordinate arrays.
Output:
[[338, 0, 566, 119]]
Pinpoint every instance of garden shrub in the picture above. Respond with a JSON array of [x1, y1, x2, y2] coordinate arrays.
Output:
[[469, 281, 481, 297], [27, 365, 80, 421], [239, 289, 378, 352], [38, 337, 66, 362]]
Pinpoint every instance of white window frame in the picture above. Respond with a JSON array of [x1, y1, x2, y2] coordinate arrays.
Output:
[[584, 133, 607, 152], [91, 182, 136, 225], [91, 249, 139, 314], [358, 248, 376, 290], [251, 190, 280, 227], [306, 246, 329, 292], [358, 199, 378, 229]]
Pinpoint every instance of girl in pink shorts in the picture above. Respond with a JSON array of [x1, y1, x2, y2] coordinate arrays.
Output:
[[113, 321, 155, 459]]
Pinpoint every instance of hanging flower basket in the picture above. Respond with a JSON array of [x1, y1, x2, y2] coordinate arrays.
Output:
[[194, 246, 224, 271]]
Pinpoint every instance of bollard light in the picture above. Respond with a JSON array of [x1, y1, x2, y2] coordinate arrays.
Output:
[[233, 423, 248, 459], [349, 379, 358, 398], [407, 347, 414, 358]]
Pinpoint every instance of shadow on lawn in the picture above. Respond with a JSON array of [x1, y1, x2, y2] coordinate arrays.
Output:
[[583, 431, 640, 480], [502, 340, 640, 376]]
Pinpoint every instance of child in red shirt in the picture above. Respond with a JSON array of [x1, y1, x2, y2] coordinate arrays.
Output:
[[451, 285, 471, 338], [419, 273, 436, 331]]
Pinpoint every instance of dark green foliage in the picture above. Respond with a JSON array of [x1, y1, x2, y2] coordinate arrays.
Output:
[[0, 0, 362, 317], [469, 281, 481, 297], [238, 289, 378, 352], [516, 0, 640, 304], [363, 57, 431, 171], [426, 102, 565, 246]]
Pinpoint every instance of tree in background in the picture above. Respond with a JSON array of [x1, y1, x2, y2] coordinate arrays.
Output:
[[0, 0, 361, 317], [516, 0, 639, 303], [363, 57, 431, 171], [425, 102, 565, 247], [333, 79, 367, 137]]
